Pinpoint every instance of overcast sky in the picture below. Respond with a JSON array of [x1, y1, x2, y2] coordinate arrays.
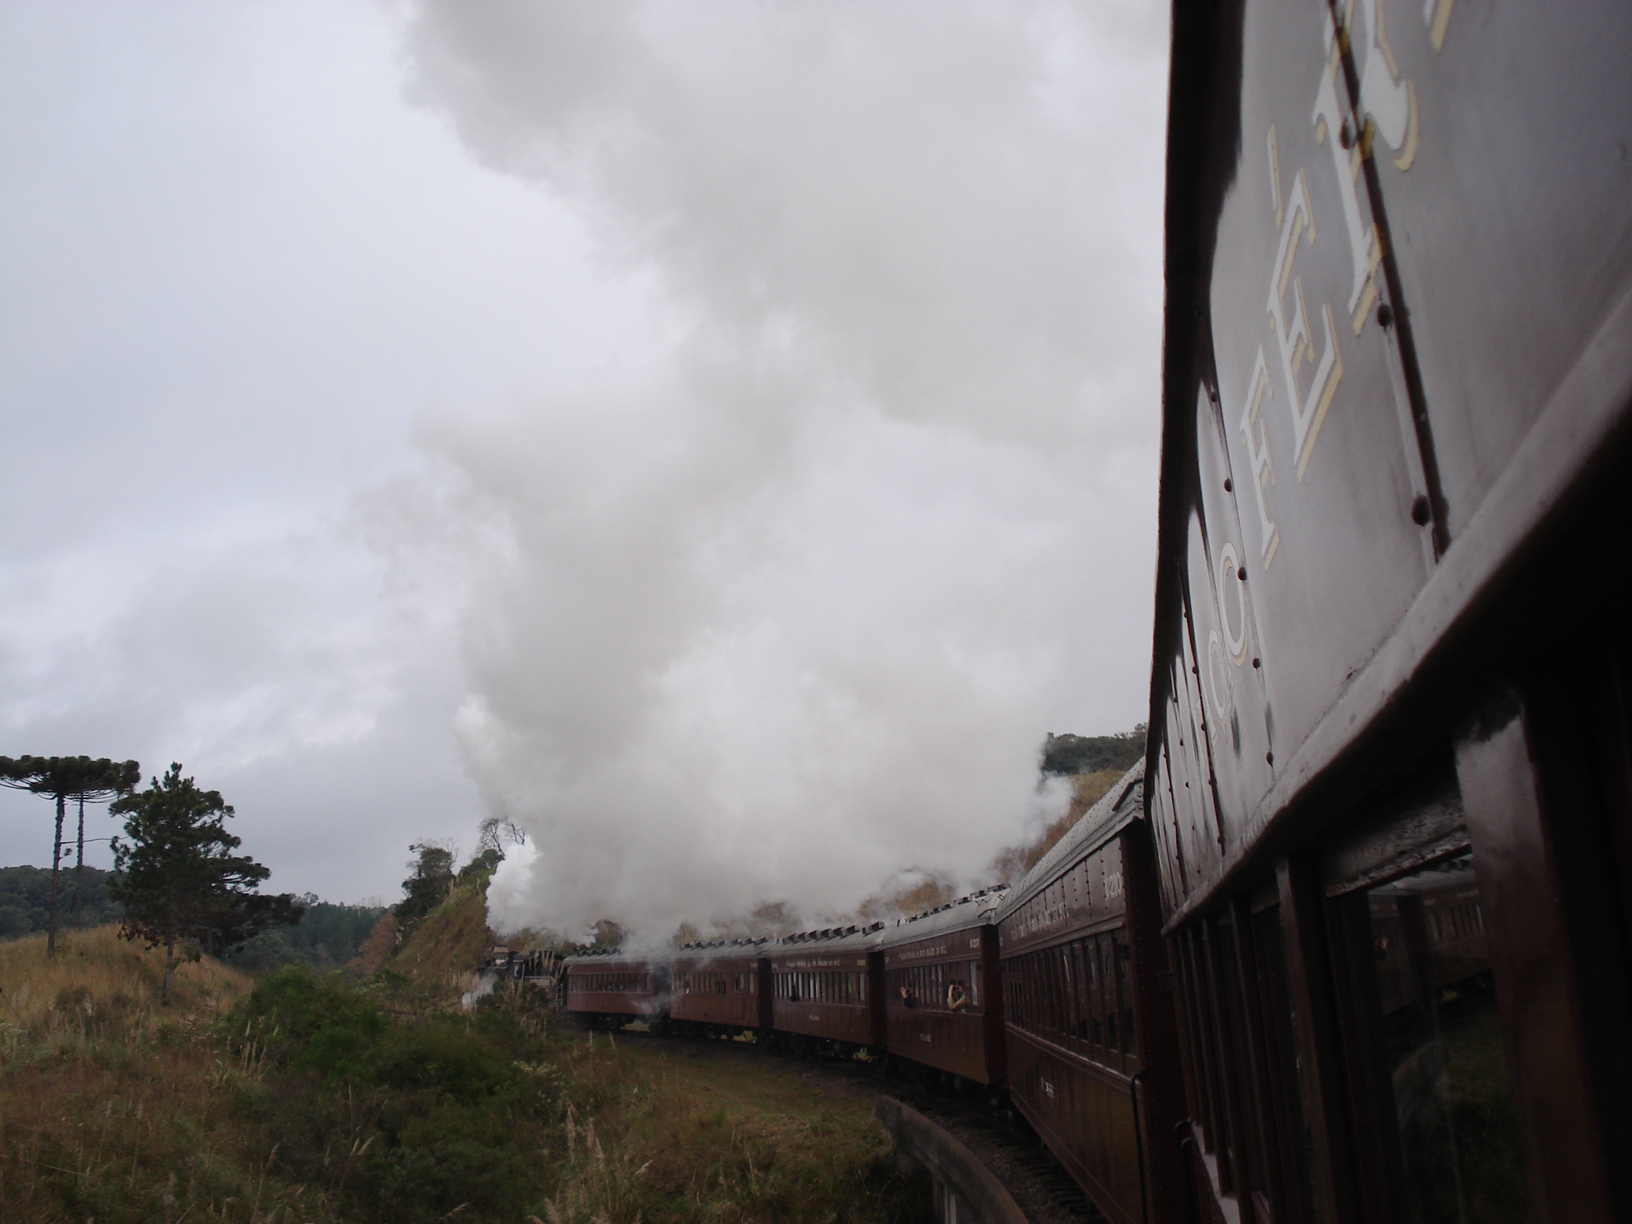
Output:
[[0, 1, 1168, 934]]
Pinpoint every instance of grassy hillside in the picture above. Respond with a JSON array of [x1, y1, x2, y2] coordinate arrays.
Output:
[[0, 924, 250, 1035], [384, 880, 494, 1001], [0, 914, 924, 1223]]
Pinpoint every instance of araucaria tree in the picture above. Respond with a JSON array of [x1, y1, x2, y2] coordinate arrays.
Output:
[[110, 764, 303, 1000], [0, 756, 141, 954]]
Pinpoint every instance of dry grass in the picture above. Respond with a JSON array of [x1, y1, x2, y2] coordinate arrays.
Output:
[[535, 1034, 929, 1224], [0, 925, 250, 1040], [345, 911, 399, 978], [0, 915, 927, 1224], [387, 882, 494, 1001], [0, 926, 336, 1223]]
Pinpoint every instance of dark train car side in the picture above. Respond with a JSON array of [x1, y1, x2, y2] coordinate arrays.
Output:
[[878, 888, 1007, 1090], [996, 766, 1184, 1224], [1151, 2, 1632, 1222], [763, 924, 886, 1054], [668, 941, 770, 1038], [561, 951, 664, 1030]]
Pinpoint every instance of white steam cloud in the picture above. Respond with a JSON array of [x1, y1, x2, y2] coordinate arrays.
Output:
[[400, 0, 1168, 937]]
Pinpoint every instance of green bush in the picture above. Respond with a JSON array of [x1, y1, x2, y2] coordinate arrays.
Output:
[[230, 964, 387, 1080]]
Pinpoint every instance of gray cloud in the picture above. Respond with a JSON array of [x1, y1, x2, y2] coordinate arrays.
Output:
[[0, 2, 1166, 923], [0, 1, 634, 898], [403, 0, 1168, 937]]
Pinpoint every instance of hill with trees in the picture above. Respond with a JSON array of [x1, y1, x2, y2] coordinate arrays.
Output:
[[0, 864, 122, 938], [1038, 726, 1146, 776]]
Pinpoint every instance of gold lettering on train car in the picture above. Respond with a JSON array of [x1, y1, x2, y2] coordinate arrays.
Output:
[[1217, 543, 1250, 664], [1348, 0, 1419, 171], [1237, 352, 1280, 565], [1426, 0, 1455, 52], [1267, 169, 1343, 478], [1266, 168, 1344, 479], [1313, 32, 1384, 332], [1268, 124, 1284, 228]]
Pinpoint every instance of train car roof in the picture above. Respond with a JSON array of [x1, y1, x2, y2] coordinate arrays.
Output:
[[997, 762, 1145, 917], [764, 921, 888, 959], [874, 885, 1010, 950], [560, 948, 655, 967], [669, 938, 772, 963]]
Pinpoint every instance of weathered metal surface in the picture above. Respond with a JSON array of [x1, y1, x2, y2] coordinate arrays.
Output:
[[1375, 3, 1632, 537], [1150, 0, 1632, 922]]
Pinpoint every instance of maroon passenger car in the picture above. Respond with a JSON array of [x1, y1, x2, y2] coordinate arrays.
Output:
[[879, 889, 1007, 1090], [997, 765, 1183, 1224], [561, 950, 664, 1030], [764, 924, 885, 1054], [667, 940, 771, 1038]]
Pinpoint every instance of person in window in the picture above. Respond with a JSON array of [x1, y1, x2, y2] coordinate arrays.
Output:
[[947, 980, 969, 1012], [900, 983, 918, 1009]]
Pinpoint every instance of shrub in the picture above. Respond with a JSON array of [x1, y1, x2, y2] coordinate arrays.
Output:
[[229, 964, 386, 1080]]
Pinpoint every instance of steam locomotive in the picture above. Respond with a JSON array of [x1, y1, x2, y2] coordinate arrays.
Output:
[[567, 4, 1632, 1222]]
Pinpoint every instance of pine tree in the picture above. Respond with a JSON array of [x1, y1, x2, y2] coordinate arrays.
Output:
[[0, 756, 140, 953], [109, 764, 302, 1001]]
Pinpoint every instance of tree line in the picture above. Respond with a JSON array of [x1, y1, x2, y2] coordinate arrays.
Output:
[[0, 756, 302, 998], [1038, 725, 1147, 776]]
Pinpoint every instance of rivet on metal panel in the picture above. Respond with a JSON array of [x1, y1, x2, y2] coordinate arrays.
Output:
[[1411, 495, 1432, 526], [1376, 302, 1394, 328]]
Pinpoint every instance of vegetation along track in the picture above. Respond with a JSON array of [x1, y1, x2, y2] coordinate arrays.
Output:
[[611, 1028, 1104, 1224]]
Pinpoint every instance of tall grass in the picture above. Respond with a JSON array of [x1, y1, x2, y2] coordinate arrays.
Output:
[[1, 923, 927, 1223], [0, 924, 249, 1040]]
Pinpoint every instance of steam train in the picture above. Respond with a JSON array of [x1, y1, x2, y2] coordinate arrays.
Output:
[[567, 4, 1632, 1223]]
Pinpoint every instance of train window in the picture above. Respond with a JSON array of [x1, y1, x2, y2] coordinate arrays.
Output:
[[1114, 931, 1135, 1057], [1343, 853, 1529, 1223], [1247, 905, 1317, 1224], [1061, 942, 1080, 1042], [1097, 937, 1113, 1050]]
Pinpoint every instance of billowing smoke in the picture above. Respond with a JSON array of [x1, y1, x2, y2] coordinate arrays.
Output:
[[400, 0, 1168, 938]]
